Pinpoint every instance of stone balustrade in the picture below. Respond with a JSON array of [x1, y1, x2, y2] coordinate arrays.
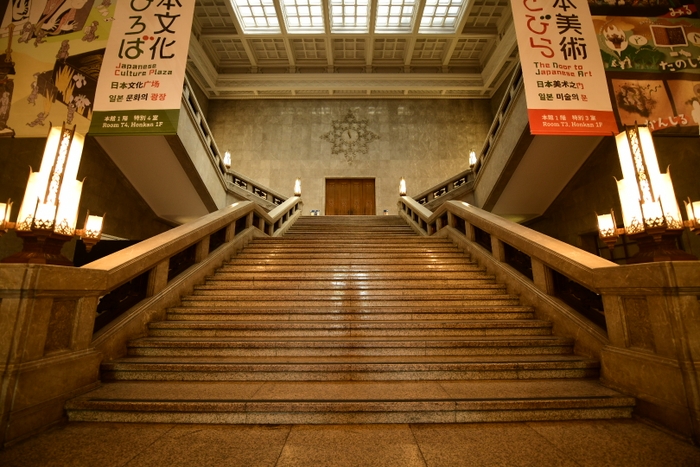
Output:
[[0, 197, 302, 446], [399, 195, 700, 442], [182, 78, 287, 210], [413, 65, 524, 209]]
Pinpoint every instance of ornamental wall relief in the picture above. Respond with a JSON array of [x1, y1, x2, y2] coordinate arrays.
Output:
[[320, 109, 379, 163]]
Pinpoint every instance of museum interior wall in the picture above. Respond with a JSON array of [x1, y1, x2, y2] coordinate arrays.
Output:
[[206, 98, 493, 215], [0, 136, 172, 261]]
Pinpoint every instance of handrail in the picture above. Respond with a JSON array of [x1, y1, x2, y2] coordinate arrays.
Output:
[[413, 63, 523, 207], [182, 77, 288, 208], [399, 194, 612, 357]]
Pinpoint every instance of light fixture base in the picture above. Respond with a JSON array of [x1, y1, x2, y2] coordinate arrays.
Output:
[[627, 230, 698, 264], [1, 231, 74, 266]]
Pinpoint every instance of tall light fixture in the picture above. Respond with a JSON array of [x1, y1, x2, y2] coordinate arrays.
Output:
[[294, 178, 302, 196], [399, 178, 407, 196], [597, 124, 697, 263], [0, 122, 104, 265], [223, 150, 232, 170]]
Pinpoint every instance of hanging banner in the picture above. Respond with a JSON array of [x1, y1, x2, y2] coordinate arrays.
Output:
[[90, 0, 195, 136], [512, 0, 618, 135]]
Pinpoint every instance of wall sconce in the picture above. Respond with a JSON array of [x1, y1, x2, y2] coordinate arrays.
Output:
[[597, 124, 697, 263], [223, 150, 232, 170], [0, 122, 105, 265], [469, 149, 477, 167], [399, 178, 407, 196], [294, 178, 302, 196]]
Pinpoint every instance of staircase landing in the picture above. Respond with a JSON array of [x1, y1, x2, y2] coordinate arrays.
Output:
[[67, 216, 634, 424]]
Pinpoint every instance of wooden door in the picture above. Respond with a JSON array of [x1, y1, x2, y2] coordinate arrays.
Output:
[[325, 178, 376, 215]]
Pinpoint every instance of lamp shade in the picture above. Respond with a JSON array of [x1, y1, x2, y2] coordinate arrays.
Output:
[[294, 178, 301, 196], [597, 211, 617, 238], [223, 151, 231, 169], [469, 150, 477, 167], [399, 178, 407, 196], [0, 200, 11, 229]]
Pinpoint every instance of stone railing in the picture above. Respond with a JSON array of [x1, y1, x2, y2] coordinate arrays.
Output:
[[0, 197, 302, 446], [413, 64, 523, 209], [182, 77, 287, 210], [399, 195, 700, 443]]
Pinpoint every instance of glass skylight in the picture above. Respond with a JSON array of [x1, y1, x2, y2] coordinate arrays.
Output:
[[329, 0, 370, 33], [375, 0, 416, 33], [231, 0, 280, 33], [419, 0, 466, 33], [283, 0, 325, 33]]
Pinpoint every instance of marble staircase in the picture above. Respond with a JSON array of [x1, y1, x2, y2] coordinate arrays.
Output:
[[66, 216, 634, 424]]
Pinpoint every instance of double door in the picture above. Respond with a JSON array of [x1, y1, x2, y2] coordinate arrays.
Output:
[[325, 178, 376, 215]]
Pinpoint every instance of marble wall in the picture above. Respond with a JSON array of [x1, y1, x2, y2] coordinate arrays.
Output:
[[207, 99, 493, 215]]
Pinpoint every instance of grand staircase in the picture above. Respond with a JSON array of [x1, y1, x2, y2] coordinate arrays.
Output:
[[66, 216, 634, 424]]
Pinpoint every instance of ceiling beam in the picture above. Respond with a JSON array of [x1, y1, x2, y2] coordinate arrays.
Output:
[[480, 20, 516, 89]]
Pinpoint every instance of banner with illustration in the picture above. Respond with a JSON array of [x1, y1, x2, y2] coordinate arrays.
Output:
[[0, 0, 116, 138], [89, 0, 195, 136], [594, 14, 700, 133], [512, 0, 618, 135]]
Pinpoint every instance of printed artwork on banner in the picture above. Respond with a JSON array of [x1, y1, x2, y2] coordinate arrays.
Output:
[[511, 0, 618, 136], [90, 0, 195, 136], [0, 0, 116, 138], [594, 14, 700, 134]]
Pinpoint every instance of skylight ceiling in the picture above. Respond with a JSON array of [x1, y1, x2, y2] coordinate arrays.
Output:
[[230, 0, 468, 34]]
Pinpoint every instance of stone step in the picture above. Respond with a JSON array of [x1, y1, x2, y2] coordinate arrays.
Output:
[[224, 258, 475, 266], [206, 271, 499, 281], [179, 296, 523, 308], [166, 306, 534, 321], [100, 354, 600, 382], [189, 287, 508, 299], [197, 279, 497, 289], [147, 320, 553, 338], [215, 265, 483, 274], [127, 336, 573, 357], [65, 379, 635, 424]]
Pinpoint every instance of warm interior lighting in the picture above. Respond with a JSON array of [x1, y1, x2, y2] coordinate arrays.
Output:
[[598, 124, 698, 261], [469, 150, 477, 167], [0, 199, 13, 233], [78, 212, 105, 252], [685, 198, 700, 231], [294, 178, 302, 196], [1, 122, 105, 265], [223, 151, 232, 169], [399, 177, 407, 196]]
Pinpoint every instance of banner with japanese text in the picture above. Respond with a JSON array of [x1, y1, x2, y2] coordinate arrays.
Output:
[[90, 0, 195, 135], [512, 0, 618, 135]]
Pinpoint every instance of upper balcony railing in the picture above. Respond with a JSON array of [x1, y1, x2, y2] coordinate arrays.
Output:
[[413, 64, 523, 208], [182, 77, 287, 209]]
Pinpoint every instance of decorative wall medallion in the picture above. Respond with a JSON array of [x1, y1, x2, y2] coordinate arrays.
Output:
[[321, 109, 379, 163]]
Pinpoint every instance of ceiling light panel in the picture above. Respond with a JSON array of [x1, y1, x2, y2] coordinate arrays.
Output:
[[231, 0, 280, 33], [283, 0, 325, 33], [329, 0, 370, 33], [375, 0, 416, 33], [419, 0, 466, 33]]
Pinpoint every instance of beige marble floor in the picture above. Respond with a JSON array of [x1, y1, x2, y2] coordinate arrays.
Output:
[[2, 420, 700, 467]]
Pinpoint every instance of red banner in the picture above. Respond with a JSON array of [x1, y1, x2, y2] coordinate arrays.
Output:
[[512, 0, 618, 135]]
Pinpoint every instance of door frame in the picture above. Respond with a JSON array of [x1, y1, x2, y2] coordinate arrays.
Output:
[[324, 177, 376, 215]]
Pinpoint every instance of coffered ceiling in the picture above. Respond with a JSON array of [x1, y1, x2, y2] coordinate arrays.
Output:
[[187, 0, 518, 99]]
